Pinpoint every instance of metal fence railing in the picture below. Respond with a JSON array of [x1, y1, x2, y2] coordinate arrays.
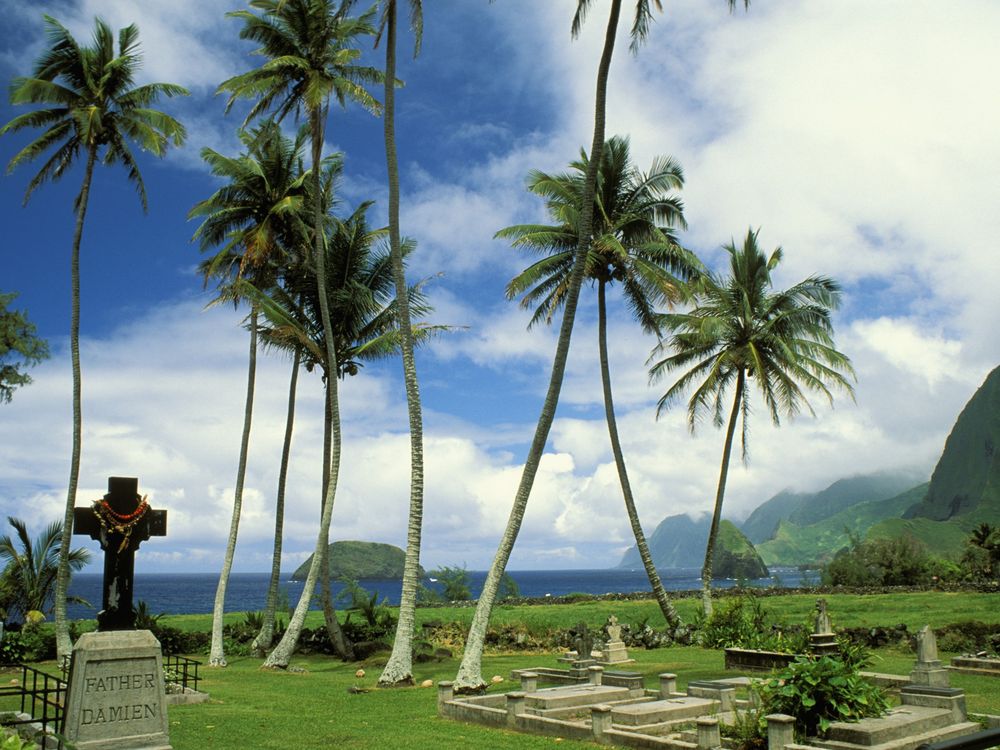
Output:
[[917, 728, 1000, 750], [0, 664, 67, 748], [163, 654, 202, 694]]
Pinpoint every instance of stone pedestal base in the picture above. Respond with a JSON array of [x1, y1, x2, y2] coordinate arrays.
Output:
[[63, 630, 172, 750], [900, 684, 967, 723], [598, 642, 633, 665], [911, 660, 950, 688]]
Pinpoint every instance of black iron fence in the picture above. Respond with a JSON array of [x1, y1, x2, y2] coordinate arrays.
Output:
[[0, 664, 67, 747], [163, 654, 201, 694], [917, 728, 1000, 750]]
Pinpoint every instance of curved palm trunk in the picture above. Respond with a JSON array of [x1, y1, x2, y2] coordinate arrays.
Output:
[[453, 0, 623, 693], [54, 145, 98, 663], [701, 368, 745, 617], [209, 306, 259, 667], [597, 282, 681, 630], [320, 384, 353, 660], [252, 349, 300, 656], [379, 0, 426, 689], [263, 108, 345, 668]]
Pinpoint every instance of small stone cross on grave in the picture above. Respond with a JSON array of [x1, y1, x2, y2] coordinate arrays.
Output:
[[73, 477, 167, 631]]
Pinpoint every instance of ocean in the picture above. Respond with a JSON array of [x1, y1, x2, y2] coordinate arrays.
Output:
[[65, 567, 817, 619]]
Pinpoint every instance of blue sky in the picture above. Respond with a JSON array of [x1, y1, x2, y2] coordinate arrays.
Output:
[[1, 0, 997, 574]]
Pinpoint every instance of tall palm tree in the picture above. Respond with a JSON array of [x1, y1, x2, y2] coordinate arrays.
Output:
[[189, 121, 309, 666], [220, 0, 383, 670], [250, 346, 300, 657], [374, 0, 427, 690], [0, 15, 187, 660], [453, 0, 663, 694], [499, 135, 697, 631], [249, 202, 438, 667], [0, 517, 91, 624], [454, 0, 750, 692], [648, 229, 855, 616]]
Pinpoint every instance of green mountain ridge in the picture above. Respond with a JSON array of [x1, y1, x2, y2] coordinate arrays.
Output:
[[751, 364, 1000, 565], [741, 472, 921, 545], [617, 515, 768, 579], [904, 365, 1000, 521], [756, 483, 928, 566], [291, 540, 423, 581]]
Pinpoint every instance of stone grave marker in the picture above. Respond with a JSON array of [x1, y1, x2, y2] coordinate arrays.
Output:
[[73, 477, 167, 630], [911, 625, 950, 687], [65, 477, 172, 749], [597, 615, 633, 665], [63, 630, 172, 750]]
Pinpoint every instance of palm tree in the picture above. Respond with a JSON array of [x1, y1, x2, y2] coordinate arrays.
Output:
[[188, 121, 309, 666], [0, 517, 90, 624], [0, 15, 187, 660], [453, 0, 670, 694], [648, 229, 855, 616], [250, 346, 300, 657], [499, 135, 697, 631], [249, 202, 438, 668], [374, 0, 427, 690], [220, 0, 383, 670]]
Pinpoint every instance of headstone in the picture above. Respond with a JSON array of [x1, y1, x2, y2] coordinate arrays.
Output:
[[597, 615, 633, 665], [809, 598, 838, 655], [63, 630, 171, 750], [73, 477, 167, 630], [911, 625, 950, 687]]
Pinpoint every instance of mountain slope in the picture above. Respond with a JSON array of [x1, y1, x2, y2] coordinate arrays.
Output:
[[904, 365, 1000, 521], [618, 515, 768, 579], [741, 472, 921, 544], [756, 483, 928, 566]]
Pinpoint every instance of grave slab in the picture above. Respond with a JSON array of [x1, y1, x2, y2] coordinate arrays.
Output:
[[63, 630, 171, 750], [610, 696, 719, 727], [524, 684, 629, 710]]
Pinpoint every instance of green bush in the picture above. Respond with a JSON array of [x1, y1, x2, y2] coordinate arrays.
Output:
[[698, 593, 809, 653], [823, 534, 938, 586], [759, 654, 889, 737]]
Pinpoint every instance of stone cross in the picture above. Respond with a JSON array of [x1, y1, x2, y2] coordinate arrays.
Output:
[[606, 615, 622, 644], [73, 477, 166, 631]]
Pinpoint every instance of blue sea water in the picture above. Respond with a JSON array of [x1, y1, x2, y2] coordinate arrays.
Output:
[[66, 567, 817, 619]]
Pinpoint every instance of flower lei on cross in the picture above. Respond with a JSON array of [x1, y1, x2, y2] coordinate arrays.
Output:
[[92, 494, 150, 553]]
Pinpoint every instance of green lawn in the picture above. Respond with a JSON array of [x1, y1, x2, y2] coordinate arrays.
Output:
[[6, 590, 1000, 749]]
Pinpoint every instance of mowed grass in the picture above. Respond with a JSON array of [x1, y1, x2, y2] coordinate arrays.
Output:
[[158, 589, 1000, 636], [9, 590, 1000, 749]]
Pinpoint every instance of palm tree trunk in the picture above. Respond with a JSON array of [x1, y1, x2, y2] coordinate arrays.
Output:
[[263, 107, 345, 668], [379, 0, 426, 689], [701, 368, 745, 618], [54, 145, 98, 663], [252, 349, 300, 657], [597, 282, 681, 630], [209, 306, 259, 667], [453, 0, 623, 694], [320, 384, 353, 660]]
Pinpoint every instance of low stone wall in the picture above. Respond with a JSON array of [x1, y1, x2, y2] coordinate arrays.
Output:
[[724, 647, 796, 672]]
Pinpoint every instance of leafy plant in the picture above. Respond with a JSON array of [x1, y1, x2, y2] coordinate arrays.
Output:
[[428, 566, 471, 601], [134, 600, 165, 630], [721, 700, 768, 750], [759, 654, 889, 737]]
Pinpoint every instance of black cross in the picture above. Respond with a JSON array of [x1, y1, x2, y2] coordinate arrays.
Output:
[[72, 476, 167, 631]]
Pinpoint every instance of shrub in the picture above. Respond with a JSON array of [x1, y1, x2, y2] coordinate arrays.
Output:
[[823, 534, 937, 586], [698, 593, 808, 653], [427, 566, 471, 601], [759, 654, 889, 737]]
